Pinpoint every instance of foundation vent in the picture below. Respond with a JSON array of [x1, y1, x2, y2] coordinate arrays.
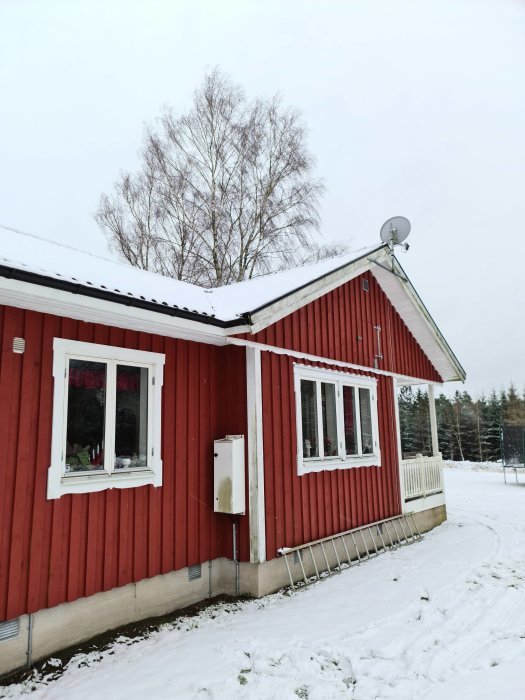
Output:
[[188, 563, 202, 581], [12, 337, 25, 354], [0, 618, 19, 642]]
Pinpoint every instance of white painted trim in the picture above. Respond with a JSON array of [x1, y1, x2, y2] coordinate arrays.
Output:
[[370, 259, 465, 383], [294, 364, 381, 475], [246, 347, 266, 564], [405, 492, 446, 514], [248, 248, 388, 334], [0, 276, 248, 346], [48, 338, 165, 499], [428, 384, 439, 457], [227, 337, 442, 387], [392, 379, 406, 513]]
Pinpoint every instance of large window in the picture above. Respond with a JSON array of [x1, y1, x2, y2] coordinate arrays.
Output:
[[294, 365, 380, 474], [48, 339, 164, 498]]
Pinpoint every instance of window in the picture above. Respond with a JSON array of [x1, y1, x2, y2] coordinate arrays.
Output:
[[48, 339, 165, 498], [294, 365, 380, 474]]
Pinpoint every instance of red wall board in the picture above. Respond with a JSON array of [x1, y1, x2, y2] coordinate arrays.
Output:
[[260, 352, 401, 559], [0, 305, 246, 620], [239, 272, 443, 383]]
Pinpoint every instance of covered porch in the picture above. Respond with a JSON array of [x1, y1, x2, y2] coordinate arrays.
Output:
[[396, 383, 446, 514]]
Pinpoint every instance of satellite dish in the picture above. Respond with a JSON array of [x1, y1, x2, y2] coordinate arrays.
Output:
[[380, 216, 411, 247]]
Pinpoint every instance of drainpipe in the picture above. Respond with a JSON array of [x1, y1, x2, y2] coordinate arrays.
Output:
[[232, 522, 240, 596], [26, 614, 33, 669]]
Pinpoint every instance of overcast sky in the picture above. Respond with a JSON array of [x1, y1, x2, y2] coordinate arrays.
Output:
[[1, 0, 524, 397]]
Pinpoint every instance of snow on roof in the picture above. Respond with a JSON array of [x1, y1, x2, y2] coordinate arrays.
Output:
[[0, 225, 464, 381], [0, 225, 380, 322], [211, 244, 382, 318], [0, 225, 217, 318]]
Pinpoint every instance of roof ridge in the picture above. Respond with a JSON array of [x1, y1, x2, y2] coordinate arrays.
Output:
[[0, 223, 123, 266]]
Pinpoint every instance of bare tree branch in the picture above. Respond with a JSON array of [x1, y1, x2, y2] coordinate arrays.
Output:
[[96, 68, 332, 287]]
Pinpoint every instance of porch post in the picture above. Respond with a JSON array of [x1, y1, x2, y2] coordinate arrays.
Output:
[[246, 347, 266, 563], [393, 378, 407, 513], [428, 384, 439, 457]]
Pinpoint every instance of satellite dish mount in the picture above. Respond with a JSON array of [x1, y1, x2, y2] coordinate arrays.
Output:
[[379, 216, 411, 254]]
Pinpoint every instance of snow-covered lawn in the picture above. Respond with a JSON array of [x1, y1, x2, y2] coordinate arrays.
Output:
[[3, 468, 525, 699]]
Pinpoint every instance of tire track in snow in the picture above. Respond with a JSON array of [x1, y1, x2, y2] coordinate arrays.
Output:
[[348, 505, 525, 699]]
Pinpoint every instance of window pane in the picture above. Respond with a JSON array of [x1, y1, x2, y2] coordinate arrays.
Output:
[[114, 365, 149, 469], [343, 386, 358, 455], [321, 383, 338, 456], [66, 360, 106, 473], [300, 380, 319, 458], [359, 387, 373, 455]]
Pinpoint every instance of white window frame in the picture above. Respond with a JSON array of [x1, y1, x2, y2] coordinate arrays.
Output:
[[294, 364, 381, 475], [48, 338, 165, 499]]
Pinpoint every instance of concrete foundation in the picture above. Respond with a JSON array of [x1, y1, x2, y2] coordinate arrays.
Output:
[[239, 504, 447, 598], [0, 504, 447, 679], [0, 558, 236, 678]]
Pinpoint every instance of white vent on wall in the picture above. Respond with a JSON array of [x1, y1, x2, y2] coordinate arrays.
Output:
[[0, 618, 19, 642], [12, 337, 25, 354]]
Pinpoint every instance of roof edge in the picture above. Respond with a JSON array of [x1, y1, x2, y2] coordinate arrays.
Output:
[[390, 256, 466, 382], [0, 264, 243, 329], [244, 244, 389, 334], [244, 243, 387, 321]]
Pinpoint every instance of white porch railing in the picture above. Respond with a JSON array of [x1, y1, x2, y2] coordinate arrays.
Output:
[[401, 454, 444, 501]]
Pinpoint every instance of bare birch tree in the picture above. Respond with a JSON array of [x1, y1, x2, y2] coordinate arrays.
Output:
[[96, 69, 327, 287]]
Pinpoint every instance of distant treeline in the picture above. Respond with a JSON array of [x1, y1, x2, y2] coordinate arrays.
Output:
[[398, 385, 525, 462]]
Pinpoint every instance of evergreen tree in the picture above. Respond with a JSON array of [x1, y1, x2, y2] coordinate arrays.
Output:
[[460, 391, 478, 461], [397, 382, 523, 464], [412, 388, 431, 455], [397, 385, 416, 457], [436, 393, 454, 460], [504, 383, 525, 426], [484, 391, 502, 461]]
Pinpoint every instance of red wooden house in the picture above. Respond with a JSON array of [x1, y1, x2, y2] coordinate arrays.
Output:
[[0, 225, 464, 674]]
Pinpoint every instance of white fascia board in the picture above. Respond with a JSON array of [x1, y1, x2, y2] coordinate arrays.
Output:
[[246, 248, 390, 334], [228, 337, 444, 387], [0, 277, 249, 346], [370, 259, 465, 383]]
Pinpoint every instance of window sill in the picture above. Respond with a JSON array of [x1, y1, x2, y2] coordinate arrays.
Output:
[[47, 466, 162, 498], [299, 455, 381, 475]]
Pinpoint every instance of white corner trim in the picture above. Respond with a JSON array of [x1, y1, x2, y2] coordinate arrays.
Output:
[[48, 338, 165, 499], [428, 384, 440, 458], [392, 376, 406, 513], [246, 347, 266, 563]]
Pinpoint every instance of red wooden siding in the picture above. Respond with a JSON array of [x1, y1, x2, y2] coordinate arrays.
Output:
[[244, 271, 443, 383], [0, 305, 246, 621], [261, 352, 401, 558], [240, 270, 441, 558]]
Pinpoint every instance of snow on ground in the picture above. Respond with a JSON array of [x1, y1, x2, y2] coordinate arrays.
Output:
[[2, 466, 525, 699]]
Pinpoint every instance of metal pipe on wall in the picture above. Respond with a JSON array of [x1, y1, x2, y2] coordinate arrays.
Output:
[[26, 614, 33, 669], [232, 522, 240, 596]]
